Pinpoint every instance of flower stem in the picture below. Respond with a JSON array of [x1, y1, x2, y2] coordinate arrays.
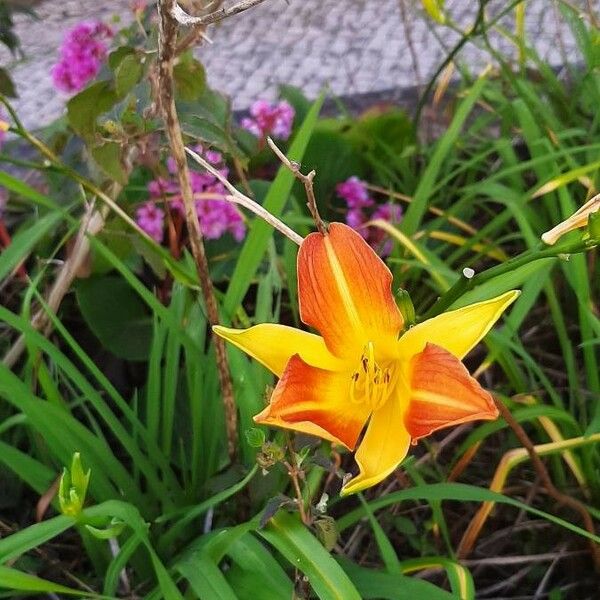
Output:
[[420, 239, 592, 321]]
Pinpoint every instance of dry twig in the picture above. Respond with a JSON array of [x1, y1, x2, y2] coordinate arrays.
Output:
[[185, 147, 303, 245], [157, 0, 238, 460], [266, 137, 327, 234], [170, 0, 269, 27]]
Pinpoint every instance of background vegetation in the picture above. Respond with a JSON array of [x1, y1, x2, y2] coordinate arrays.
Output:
[[0, 1, 599, 598]]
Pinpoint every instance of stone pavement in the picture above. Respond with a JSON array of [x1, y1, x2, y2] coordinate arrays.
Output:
[[0, 0, 591, 129]]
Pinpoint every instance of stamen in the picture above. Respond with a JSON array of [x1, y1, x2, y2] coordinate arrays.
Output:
[[349, 343, 396, 411]]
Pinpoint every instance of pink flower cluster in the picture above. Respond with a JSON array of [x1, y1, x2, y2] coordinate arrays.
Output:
[[241, 100, 295, 140], [136, 147, 245, 244], [51, 21, 113, 93], [336, 176, 402, 256]]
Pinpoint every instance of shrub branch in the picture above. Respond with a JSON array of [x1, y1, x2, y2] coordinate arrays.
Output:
[[157, 0, 237, 460]]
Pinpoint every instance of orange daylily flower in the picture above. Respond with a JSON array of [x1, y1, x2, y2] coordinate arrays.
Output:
[[215, 223, 519, 494]]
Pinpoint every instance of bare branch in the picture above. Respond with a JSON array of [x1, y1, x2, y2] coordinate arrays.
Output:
[[171, 0, 269, 27], [185, 147, 304, 246], [158, 0, 238, 460], [3, 202, 106, 368], [266, 137, 327, 235]]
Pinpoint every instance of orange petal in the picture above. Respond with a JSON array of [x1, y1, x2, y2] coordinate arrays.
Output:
[[298, 222, 403, 360], [405, 343, 498, 440], [341, 395, 411, 495], [254, 354, 370, 450]]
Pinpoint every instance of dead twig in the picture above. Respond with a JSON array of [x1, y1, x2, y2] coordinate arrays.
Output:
[[170, 0, 270, 27], [2, 202, 106, 369], [185, 146, 303, 245], [266, 137, 327, 234], [157, 0, 238, 460]]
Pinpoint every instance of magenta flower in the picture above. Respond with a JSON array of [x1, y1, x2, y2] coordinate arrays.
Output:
[[335, 176, 373, 209], [336, 176, 402, 256], [144, 146, 246, 243], [241, 100, 295, 140], [51, 21, 113, 93], [136, 202, 165, 243]]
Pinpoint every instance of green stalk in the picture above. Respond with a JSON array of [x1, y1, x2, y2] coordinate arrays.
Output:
[[421, 239, 593, 321]]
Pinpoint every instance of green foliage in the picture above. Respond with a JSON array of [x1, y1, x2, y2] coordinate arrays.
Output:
[[0, 2, 599, 598]]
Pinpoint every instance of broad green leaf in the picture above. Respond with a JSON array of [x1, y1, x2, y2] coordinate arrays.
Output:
[[174, 56, 206, 102], [258, 511, 361, 600], [67, 81, 119, 138], [91, 141, 128, 184], [114, 52, 144, 98], [76, 275, 153, 361]]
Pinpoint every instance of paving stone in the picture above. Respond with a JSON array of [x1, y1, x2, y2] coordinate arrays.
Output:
[[0, 0, 591, 130]]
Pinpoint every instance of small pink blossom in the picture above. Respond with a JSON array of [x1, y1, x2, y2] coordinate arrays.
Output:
[[52, 21, 113, 93], [336, 176, 373, 209], [241, 100, 295, 140], [337, 176, 402, 256], [136, 202, 164, 242], [143, 147, 245, 243]]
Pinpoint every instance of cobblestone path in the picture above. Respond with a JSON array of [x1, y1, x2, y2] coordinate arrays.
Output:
[[0, 0, 591, 129]]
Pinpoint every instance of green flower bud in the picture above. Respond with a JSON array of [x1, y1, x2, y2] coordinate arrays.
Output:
[[58, 453, 90, 518], [396, 288, 416, 328]]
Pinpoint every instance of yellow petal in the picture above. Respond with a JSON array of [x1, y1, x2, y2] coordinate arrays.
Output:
[[255, 354, 370, 449], [341, 395, 411, 495], [213, 323, 343, 377], [398, 290, 520, 361]]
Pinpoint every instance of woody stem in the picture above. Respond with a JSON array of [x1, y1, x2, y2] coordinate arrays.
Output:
[[157, 0, 237, 460]]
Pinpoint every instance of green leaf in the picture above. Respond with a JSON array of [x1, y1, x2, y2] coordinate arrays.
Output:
[[0, 565, 85, 596], [178, 557, 238, 600], [0, 66, 16, 97], [338, 558, 454, 600], [223, 92, 324, 315], [421, 0, 446, 24], [67, 81, 118, 139], [0, 211, 63, 281], [108, 45, 135, 70], [402, 73, 488, 235], [174, 57, 206, 102], [91, 141, 128, 184], [258, 511, 361, 600], [115, 52, 144, 98], [337, 483, 600, 546], [75, 275, 153, 361]]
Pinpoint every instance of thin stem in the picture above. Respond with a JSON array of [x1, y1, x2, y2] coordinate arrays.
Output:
[[158, 0, 237, 460], [420, 239, 591, 321], [185, 147, 304, 245], [266, 137, 327, 235], [284, 433, 310, 526]]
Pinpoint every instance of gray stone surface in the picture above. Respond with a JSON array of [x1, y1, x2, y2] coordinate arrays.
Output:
[[0, 0, 593, 129]]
